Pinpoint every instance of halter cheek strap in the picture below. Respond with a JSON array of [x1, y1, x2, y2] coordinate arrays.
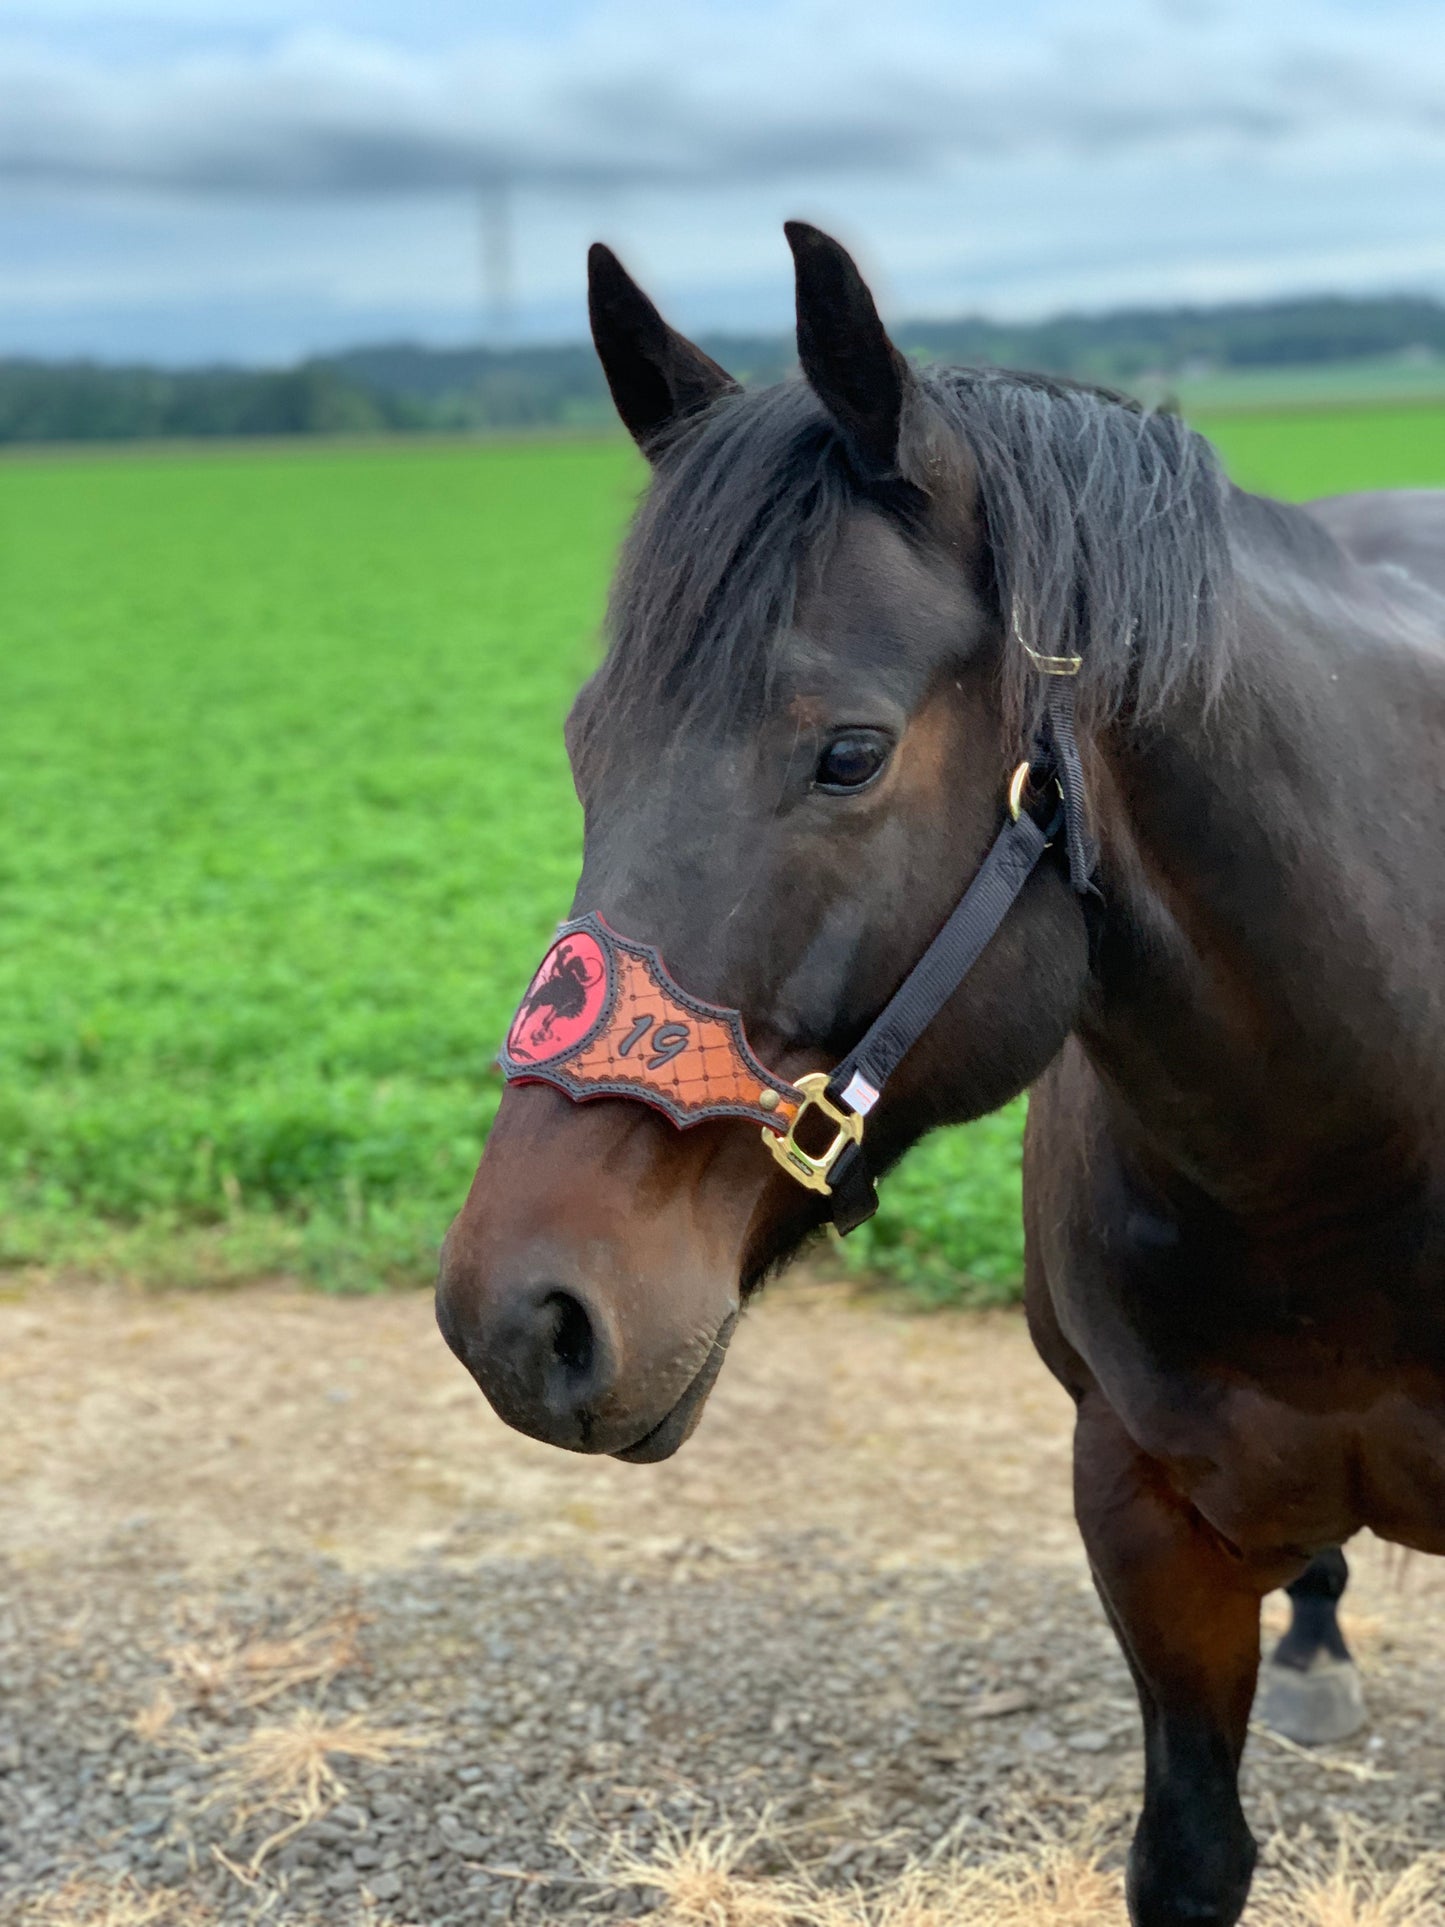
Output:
[[815, 782, 1064, 1231], [499, 659, 1094, 1235], [815, 658, 1096, 1230]]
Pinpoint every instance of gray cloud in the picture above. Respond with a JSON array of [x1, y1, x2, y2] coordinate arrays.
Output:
[[5, 1, 1444, 364], [3, 5, 1445, 204]]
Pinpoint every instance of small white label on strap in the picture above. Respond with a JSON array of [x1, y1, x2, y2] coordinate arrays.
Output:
[[840, 1071, 880, 1115]]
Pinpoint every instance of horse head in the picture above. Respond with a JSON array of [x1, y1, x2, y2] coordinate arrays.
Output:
[[436, 225, 1098, 1459]]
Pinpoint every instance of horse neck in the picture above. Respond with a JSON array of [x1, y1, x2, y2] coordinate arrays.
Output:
[[1078, 492, 1445, 1217]]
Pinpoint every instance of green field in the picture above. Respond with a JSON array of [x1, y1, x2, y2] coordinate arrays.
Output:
[[1162, 355, 1445, 417], [3, 402, 1443, 1297]]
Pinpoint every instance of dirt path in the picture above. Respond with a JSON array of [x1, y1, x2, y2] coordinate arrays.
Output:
[[3, 1277, 1445, 1924], [0, 1276, 1078, 1578]]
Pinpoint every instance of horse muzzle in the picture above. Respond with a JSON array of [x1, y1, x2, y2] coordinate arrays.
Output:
[[436, 1082, 762, 1459]]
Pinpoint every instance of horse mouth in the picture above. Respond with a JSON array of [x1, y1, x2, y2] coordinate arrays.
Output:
[[611, 1311, 739, 1463]]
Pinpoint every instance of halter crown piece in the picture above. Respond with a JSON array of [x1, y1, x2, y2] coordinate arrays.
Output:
[[500, 644, 1095, 1234]]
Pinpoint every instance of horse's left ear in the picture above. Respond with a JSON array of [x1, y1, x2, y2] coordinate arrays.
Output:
[[785, 221, 916, 482], [588, 243, 739, 459]]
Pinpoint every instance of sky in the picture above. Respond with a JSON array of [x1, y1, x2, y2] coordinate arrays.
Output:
[[2, 0, 1443, 365]]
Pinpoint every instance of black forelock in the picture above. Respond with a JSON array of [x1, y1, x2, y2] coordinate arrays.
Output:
[[588, 380, 855, 749], [584, 361, 1236, 756]]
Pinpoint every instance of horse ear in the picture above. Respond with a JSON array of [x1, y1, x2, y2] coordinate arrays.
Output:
[[588, 243, 738, 458], [785, 221, 915, 482]]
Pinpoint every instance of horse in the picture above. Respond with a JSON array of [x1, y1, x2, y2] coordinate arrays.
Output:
[[436, 223, 1445, 1926]]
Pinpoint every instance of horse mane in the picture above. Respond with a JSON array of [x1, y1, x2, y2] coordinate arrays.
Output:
[[591, 363, 1234, 749]]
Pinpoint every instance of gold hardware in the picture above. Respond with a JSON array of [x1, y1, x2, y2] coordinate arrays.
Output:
[[1009, 760, 1064, 829], [761, 1071, 864, 1195], [1019, 641, 1082, 675], [758, 1087, 781, 1113], [1008, 760, 1032, 822], [1011, 611, 1082, 676]]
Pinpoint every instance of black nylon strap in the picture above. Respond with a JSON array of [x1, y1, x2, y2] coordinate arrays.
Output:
[[820, 800, 1060, 1235], [1044, 677, 1096, 894], [826, 1137, 880, 1236], [827, 806, 1054, 1111]]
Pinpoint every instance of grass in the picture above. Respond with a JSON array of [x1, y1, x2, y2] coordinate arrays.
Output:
[[1199, 400, 1445, 497], [838, 1101, 1028, 1305], [2, 402, 1442, 1302], [0, 439, 629, 1287], [1166, 355, 1445, 416]]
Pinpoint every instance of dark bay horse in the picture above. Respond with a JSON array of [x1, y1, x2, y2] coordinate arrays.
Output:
[[437, 224, 1445, 1925]]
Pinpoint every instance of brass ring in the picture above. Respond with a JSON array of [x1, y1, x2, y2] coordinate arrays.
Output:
[[1008, 760, 1032, 822]]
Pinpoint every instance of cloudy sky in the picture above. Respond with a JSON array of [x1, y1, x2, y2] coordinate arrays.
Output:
[[2, 0, 1443, 364]]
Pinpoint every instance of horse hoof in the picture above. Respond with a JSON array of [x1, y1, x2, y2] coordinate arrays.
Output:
[[1258, 1655, 1366, 1746]]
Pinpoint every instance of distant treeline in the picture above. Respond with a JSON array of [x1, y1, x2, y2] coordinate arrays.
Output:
[[5, 293, 1444, 445]]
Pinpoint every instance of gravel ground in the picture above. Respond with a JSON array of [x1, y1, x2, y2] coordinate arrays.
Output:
[[4, 1276, 1445, 1924]]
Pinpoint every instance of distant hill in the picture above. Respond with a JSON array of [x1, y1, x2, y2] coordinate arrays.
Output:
[[5, 294, 1445, 445]]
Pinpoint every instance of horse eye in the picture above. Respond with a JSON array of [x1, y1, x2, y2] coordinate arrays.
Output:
[[814, 732, 890, 793]]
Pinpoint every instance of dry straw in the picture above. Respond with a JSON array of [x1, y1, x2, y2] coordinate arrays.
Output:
[[14, 1809, 1445, 1927], [12, 1874, 427, 1927], [159, 1601, 364, 1714], [132, 1601, 365, 1747], [14, 1876, 213, 1927], [202, 1706, 428, 1875], [600, 1808, 1445, 1927]]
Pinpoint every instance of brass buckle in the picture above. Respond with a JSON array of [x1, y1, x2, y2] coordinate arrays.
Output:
[[761, 1071, 864, 1195], [1009, 760, 1063, 823]]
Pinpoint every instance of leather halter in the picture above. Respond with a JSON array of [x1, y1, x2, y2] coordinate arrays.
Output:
[[500, 658, 1094, 1234]]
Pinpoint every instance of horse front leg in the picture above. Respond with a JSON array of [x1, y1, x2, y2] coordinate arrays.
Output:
[[1258, 1546, 1367, 1744], [1075, 1398, 1266, 1927]]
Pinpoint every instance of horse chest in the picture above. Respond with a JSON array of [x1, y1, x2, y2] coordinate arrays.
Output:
[[1099, 1335, 1445, 1557], [1056, 1190, 1445, 1551]]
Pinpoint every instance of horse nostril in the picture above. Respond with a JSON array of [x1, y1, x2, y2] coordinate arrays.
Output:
[[545, 1289, 596, 1386], [440, 1270, 619, 1447], [534, 1287, 615, 1426]]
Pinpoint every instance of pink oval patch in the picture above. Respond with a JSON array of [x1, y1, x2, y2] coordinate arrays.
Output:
[[505, 931, 610, 1065]]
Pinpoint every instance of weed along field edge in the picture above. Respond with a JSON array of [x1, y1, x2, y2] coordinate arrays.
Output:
[[3, 402, 1445, 1299]]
